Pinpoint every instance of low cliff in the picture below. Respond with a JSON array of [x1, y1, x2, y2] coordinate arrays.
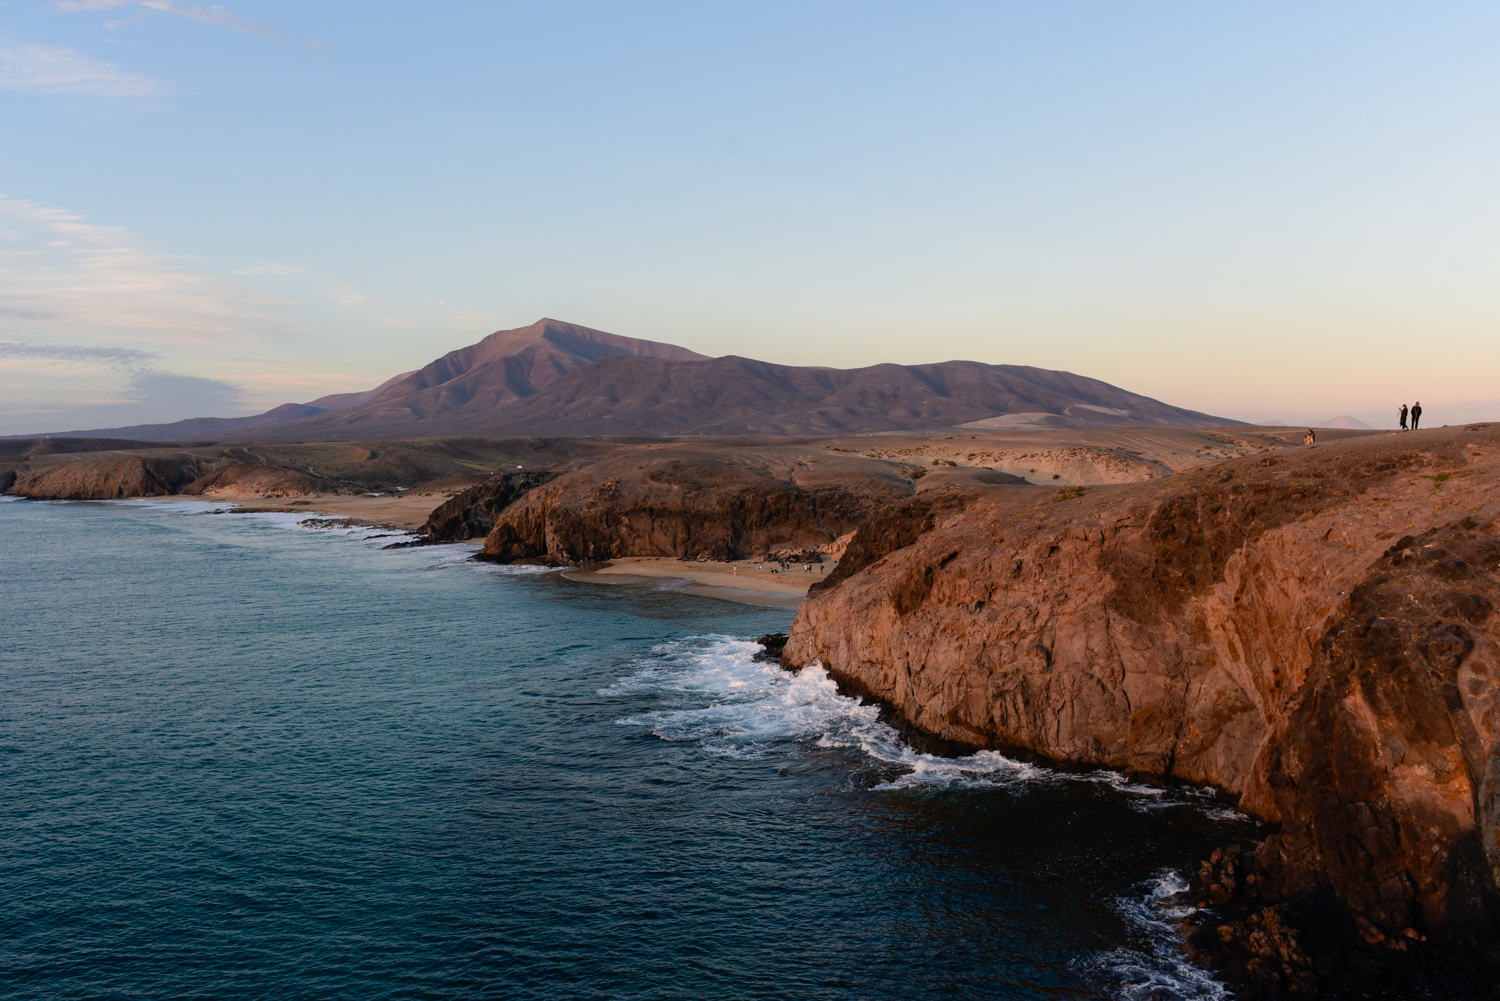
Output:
[[785, 425, 1500, 994], [6, 457, 204, 499], [422, 470, 560, 541], [481, 453, 914, 563], [179, 462, 325, 498]]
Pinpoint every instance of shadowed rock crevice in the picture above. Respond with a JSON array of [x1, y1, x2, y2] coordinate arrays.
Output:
[[421, 470, 560, 542]]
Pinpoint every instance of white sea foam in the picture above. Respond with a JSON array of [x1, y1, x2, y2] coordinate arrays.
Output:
[[610, 637, 880, 760], [1091, 870, 1232, 1000], [613, 638, 1244, 997], [608, 637, 1252, 820]]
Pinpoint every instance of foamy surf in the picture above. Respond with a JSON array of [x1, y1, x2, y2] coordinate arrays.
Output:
[[609, 637, 880, 760], [609, 637, 1251, 821], [1090, 870, 1232, 1001], [612, 636, 1244, 998]]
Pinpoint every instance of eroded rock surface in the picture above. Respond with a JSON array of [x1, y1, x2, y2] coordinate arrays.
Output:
[[180, 462, 324, 498], [422, 470, 560, 542], [7, 457, 203, 499], [785, 426, 1500, 993], [480, 453, 913, 564]]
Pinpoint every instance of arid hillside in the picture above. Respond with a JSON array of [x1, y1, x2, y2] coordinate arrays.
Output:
[[17, 318, 1238, 442]]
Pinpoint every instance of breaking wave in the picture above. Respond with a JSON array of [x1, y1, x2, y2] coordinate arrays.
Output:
[[609, 635, 1248, 821], [610, 635, 1243, 1000], [1092, 870, 1233, 1000]]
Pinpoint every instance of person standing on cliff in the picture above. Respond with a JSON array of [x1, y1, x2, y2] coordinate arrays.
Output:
[[1399, 404, 1408, 430], [1411, 401, 1422, 430]]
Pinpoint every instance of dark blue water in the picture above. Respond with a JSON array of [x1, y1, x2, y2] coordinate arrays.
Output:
[[0, 498, 1255, 1000]]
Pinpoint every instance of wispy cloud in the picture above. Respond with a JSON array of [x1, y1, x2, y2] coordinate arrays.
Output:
[[57, 0, 314, 46], [0, 44, 171, 97], [0, 366, 248, 432], [0, 307, 57, 321], [0, 340, 160, 365], [232, 262, 304, 276], [0, 194, 293, 348]]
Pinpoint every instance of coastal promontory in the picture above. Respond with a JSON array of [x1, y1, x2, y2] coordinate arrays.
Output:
[[784, 425, 1500, 994]]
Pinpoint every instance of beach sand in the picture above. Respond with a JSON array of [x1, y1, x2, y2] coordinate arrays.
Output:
[[563, 556, 834, 607], [219, 491, 454, 530], [213, 494, 827, 607]]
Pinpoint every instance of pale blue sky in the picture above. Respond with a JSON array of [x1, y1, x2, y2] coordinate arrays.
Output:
[[2, 1, 1497, 433]]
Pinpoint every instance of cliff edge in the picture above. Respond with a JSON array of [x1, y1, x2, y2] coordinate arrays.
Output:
[[479, 452, 917, 563], [784, 425, 1500, 995]]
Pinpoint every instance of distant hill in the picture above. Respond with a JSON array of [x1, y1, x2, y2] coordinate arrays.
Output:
[[20, 318, 1239, 442], [17, 369, 415, 442], [1320, 415, 1376, 430], [375, 353, 1232, 438]]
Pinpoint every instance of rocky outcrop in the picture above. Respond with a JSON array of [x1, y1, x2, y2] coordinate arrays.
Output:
[[421, 470, 559, 542], [6, 457, 204, 499], [784, 426, 1500, 993], [481, 453, 912, 564], [180, 462, 324, 498]]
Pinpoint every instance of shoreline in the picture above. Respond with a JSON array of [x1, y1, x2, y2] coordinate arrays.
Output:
[[563, 556, 835, 608], [211, 491, 448, 531], [74, 495, 826, 608]]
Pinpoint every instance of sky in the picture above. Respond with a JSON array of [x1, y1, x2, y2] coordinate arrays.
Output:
[[1, 1, 1497, 433]]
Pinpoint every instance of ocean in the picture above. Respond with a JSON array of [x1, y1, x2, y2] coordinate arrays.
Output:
[[0, 497, 1256, 1000]]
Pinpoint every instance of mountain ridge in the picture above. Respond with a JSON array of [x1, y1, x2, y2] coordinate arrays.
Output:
[[16, 317, 1240, 441]]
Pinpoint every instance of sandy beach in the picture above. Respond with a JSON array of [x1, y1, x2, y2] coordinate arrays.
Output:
[[563, 556, 834, 607], [217, 491, 454, 530], [210, 494, 830, 607]]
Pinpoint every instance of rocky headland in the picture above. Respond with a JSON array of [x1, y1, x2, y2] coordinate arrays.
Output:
[[477, 450, 916, 563], [784, 425, 1500, 996]]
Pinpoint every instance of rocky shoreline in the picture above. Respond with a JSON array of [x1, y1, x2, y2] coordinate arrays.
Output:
[[8, 424, 1498, 994], [783, 425, 1500, 996]]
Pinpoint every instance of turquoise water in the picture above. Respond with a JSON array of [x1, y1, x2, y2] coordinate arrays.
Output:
[[0, 498, 1254, 1000]]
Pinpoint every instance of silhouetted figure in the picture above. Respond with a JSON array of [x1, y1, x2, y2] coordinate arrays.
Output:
[[1399, 404, 1408, 430], [1411, 402, 1422, 430], [1304, 429, 1316, 446]]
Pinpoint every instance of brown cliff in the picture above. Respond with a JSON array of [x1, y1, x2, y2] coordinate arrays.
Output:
[[480, 452, 915, 564], [7, 456, 204, 499], [422, 470, 560, 542], [784, 425, 1500, 994], [179, 462, 325, 498]]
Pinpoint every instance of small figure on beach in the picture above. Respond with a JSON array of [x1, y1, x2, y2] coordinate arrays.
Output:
[[1399, 404, 1408, 430], [1304, 429, 1316, 446], [1411, 402, 1422, 430]]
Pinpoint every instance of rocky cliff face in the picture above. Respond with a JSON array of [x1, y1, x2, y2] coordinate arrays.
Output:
[[480, 453, 914, 564], [422, 471, 560, 542], [6, 457, 204, 499], [784, 426, 1500, 994]]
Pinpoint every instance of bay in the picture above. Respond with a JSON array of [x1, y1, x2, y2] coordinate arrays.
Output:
[[0, 498, 1253, 1000]]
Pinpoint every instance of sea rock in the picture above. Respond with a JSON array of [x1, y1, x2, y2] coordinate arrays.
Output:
[[784, 425, 1500, 992], [754, 633, 788, 663], [480, 453, 911, 564], [421, 470, 560, 542]]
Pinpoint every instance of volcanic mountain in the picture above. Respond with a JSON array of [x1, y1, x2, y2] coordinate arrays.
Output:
[[33, 318, 1237, 441]]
